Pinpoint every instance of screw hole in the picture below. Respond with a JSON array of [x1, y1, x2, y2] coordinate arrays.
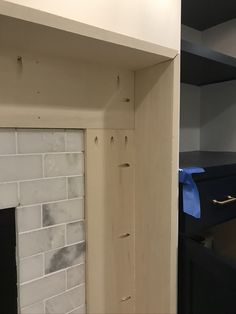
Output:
[[94, 136, 98, 144]]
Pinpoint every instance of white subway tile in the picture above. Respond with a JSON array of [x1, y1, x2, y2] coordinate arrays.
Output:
[[17, 129, 65, 153], [20, 254, 44, 283], [66, 130, 84, 152], [45, 285, 85, 314], [17, 205, 41, 232], [68, 176, 84, 199], [0, 129, 16, 155], [67, 221, 85, 245], [44, 153, 84, 177], [21, 301, 45, 314], [19, 178, 67, 205], [0, 182, 18, 209], [0, 155, 42, 182], [67, 264, 85, 289], [43, 199, 84, 227], [20, 271, 66, 308], [19, 225, 65, 258]]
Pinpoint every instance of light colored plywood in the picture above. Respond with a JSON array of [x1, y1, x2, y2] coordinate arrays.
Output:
[[86, 129, 135, 314], [134, 56, 180, 314], [0, 13, 176, 71], [0, 0, 180, 55], [0, 49, 134, 129]]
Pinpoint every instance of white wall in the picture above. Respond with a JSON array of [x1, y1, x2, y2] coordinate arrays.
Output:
[[2, 0, 181, 51], [180, 84, 201, 152], [203, 19, 236, 58], [181, 25, 202, 45], [201, 81, 236, 151]]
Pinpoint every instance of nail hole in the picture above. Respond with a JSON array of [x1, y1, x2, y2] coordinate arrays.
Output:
[[125, 136, 128, 144], [94, 136, 98, 144], [110, 136, 114, 144], [117, 75, 120, 87]]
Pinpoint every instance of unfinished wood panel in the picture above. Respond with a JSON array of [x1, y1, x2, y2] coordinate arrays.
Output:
[[0, 14, 175, 71], [86, 129, 135, 314], [135, 56, 180, 314], [0, 49, 134, 129]]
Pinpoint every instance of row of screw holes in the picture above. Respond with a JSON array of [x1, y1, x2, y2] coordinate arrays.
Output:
[[94, 136, 128, 144]]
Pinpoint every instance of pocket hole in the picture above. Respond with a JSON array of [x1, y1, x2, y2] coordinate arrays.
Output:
[[121, 296, 131, 302], [119, 163, 130, 168], [119, 233, 131, 239]]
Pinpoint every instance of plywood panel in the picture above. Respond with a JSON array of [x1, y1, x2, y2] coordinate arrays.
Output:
[[0, 49, 134, 129], [134, 56, 180, 314], [86, 129, 135, 314], [0, 0, 181, 53]]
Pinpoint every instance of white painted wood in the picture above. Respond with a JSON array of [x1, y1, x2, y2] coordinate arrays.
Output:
[[180, 84, 201, 152], [1, 0, 181, 52]]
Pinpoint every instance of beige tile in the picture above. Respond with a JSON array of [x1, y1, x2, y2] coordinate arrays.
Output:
[[20, 178, 67, 206], [67, 221, 85, 245], [19, 225, 65, 258], [20, 254, 44, 283], [44, 153, 84, 177], [20, 271, 66, 308], [18, 129, 65, 153], [68, 305, 86, 314], [21, 301, 45, 314], [0, 155, 42, 182], [43, 199, 84, 227], [67, 264, 85, 289], [17, 205, 41, 232], [0, 129, 16, 155], [66, 130, 84, 152], [45, 285, 85, 314], [45, 242, 85, 274], [0, 182, 18, 209], [68, 177, 84, 199]]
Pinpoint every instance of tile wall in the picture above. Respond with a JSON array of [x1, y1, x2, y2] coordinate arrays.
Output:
[[0, 129, 85, 314]]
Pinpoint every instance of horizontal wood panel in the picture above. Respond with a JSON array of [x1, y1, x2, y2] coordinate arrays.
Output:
[[0, 49, 134, 129]]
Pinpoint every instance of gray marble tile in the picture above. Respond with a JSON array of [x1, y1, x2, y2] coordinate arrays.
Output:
[[45, 285, 85, 314], [67, 264, 85, 289], [67, 221, 85, 245], [68, 176, 84, 199], [17, 129, 65, 153], [45, 242, 85, 274], [20, 271, 66, 308], [66, 130, 84, 152], [20, 254, 44, 283], [0, 129, 16, 155], [21, 301, 45, 314], [68, 305, 86, 314], [17, 205, 41, 232], [44, 153, 84, 177], [19, 225, 65, 258], [20, 178, 67, 206], [43, 199, 84, 227]]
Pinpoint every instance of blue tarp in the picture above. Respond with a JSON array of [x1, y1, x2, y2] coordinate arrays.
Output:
[[179, 167, 205, 219]]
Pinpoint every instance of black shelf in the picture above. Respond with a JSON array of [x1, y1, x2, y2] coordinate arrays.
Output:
[[181, 40, 236, 86], [182, 0, 236, 31]]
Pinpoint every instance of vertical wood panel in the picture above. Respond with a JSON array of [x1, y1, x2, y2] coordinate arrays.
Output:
[[86, 129, 135, 314], [134, 57, 180, 314]]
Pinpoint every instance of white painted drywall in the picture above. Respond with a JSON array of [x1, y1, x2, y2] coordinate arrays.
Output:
[[203, 19, 236, 58], [180, 84, 201, 152], [181, 25, 202, 45], [201, 80, 236, 151], [1, 0, 181, 51]]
